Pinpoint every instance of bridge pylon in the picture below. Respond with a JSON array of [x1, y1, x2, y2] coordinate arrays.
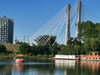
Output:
[[76, 0, 81, 38], [65, 4, 70, 45]]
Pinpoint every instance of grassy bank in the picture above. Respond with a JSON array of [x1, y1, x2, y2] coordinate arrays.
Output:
[[0, 54, 54, 60]]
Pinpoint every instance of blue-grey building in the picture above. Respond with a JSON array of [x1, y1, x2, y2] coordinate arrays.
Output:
[[0, 16, 14, 44]]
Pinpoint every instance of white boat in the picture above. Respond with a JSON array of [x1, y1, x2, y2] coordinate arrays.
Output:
[[54, 55, 79, 60], [14, 54, 25, 63], [15, 59, 24, 63]]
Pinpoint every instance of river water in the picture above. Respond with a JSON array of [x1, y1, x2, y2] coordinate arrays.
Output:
[[0, 59, 100, 75]]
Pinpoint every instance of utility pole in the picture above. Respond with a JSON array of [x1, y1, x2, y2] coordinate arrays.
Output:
[[23, 35, 25, 42]]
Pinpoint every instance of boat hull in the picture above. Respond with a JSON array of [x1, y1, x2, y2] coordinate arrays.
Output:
[[15, 59, 24, 63], [80, 55, 100, 61], [80, 52, 100, 61]]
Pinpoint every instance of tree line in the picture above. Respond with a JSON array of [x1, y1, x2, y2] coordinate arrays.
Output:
[[16, 21, 100, 56], [0, 21, 100, 56]]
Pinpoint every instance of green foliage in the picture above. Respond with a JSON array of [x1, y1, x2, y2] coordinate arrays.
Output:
[[59, 38, 82, 55], [59, 45, 67, 54], [49, 45, 60, 55], [31, 44, 59, 56], [0, 44, 7, 53], [78, 21, 100, 40], [18, 42, 31, 54], [83, 38, 100, 52], [78, 21, 100, 53], [31, 45, 49, 55]]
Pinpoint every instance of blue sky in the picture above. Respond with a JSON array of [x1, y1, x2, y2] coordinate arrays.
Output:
[[0, 0, 100, 43]]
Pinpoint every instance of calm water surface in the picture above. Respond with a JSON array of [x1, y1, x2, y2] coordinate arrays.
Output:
[[0, 59, 100, 75]]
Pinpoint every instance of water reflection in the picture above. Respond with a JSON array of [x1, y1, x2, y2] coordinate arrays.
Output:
[[0, 60, 100, 75], [12, 62, 55, 75], [55, 60, 76, 69], [13, 64, 24, 71], [80, 61, 100, 71], [0, 64, 12, 75], [55, 60, 77, 75], [55, 60, 100, 75]]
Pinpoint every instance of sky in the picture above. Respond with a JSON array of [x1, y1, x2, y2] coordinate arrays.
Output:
[[0, 0, 100, 44]]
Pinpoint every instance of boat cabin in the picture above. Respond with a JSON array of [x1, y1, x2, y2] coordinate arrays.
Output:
[[89, 51, 100, 56]]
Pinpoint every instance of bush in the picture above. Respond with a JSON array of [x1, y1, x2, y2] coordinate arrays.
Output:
[[0, 44, 7, 53]]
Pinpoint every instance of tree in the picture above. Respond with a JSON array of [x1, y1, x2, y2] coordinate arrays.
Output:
[[59, 45, 70, 55], [49, 45, 60, 55], [18, 42, 31, 54], [78, 21, 100, 41], [0, 44, 7, 53], [91, 39, 100, 51], [77, 21, 100, 54]]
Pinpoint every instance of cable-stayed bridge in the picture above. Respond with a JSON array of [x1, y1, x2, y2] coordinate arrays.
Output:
[[30, 1, 98, 45]]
